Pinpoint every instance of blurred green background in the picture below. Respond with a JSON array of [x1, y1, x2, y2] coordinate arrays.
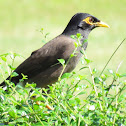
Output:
[[0, 0, 126, 77]]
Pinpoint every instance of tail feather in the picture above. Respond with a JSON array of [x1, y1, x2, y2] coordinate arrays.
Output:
[[0, 81, 6, 87]]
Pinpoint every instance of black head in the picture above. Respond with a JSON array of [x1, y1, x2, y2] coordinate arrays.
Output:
[[62, 13, 109, 37]]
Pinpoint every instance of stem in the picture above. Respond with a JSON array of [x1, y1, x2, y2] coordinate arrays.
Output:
[[8, 54, 17, 83], [99, 38, 125, 76], [106, 61, 123, 97], [82, 49, 103, 111], [106, 78, 116, 97], [69, 80, 80, 93], [108, 84, 126, 108]]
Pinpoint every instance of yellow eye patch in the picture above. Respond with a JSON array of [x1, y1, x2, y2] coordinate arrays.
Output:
[[83, 17, 94, 25], [83, 16, 110, 28]]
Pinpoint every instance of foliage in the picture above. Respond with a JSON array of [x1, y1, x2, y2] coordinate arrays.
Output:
[[0, 34, 126, 126]]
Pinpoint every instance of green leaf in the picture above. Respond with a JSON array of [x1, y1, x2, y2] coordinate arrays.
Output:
[[75, 97, 81, 104], [78, 91, 86, 95], [78, 75, 87, 80], [57, 59, 65, 66], [42, 40, 46, 43], [0, 53, 10, 57], [70, 54, 74, 58], [8, 107, 17, 118], [84, 39, 88, 43], [76, 33, 82, 39], [84, 57, 92, 64], [92, 68, 97, 74], [14, 53, 23, 58], [118, 93, 126, 102], [1, 56, 7, 62], [61, 73, 72, 79], [34, 96, 45, 102], [80, 50, 84, 54], [98, 92, 102, 97], [71, 35, 76, 39], [16, 85, 23, 89], [21, 73, 28, 80], [45, 32, 50, 37], [79, 66, 88, 71], [32, 122, 48, 126], [8, 64, 16, 70], [82, 39, 88, 46], [100, 74, 107, 81], [41, 28, 44, 30], [94, 77, 102, 84], [69, 99, 76, 106], [16, 118, 24, 123], [74, 42, 78, 47], [11, 72, 19, 77], [63, 117, 70, 125], [119, 73, 126, 78], [25, 83, 36, 88]]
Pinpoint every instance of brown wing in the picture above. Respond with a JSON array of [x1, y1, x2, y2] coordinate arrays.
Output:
[[1, 35, 75, 85]]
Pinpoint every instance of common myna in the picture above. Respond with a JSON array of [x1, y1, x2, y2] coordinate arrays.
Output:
[[0, 13, 109, 88]]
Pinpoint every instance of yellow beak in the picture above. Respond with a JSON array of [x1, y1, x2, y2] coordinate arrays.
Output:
[[95, 21, 110, 28]]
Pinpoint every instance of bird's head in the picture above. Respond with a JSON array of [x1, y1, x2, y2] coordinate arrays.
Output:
[[62, 13, 109, 38]]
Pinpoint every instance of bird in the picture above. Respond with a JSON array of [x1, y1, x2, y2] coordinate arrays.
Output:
[[0, 13, 109, 88]]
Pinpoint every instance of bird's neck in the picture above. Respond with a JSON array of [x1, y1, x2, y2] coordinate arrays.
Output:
[[62, 28, 90, 42], [62, 31, 89, 44], [61, 31, 88, 51]]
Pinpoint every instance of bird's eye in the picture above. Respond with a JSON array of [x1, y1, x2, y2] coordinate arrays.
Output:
[[89, 17, 94, 23]]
